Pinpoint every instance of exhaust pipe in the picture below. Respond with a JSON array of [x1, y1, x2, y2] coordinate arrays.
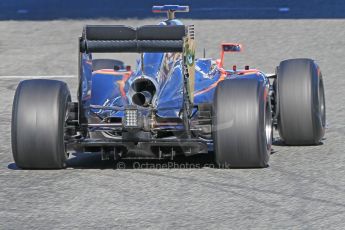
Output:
[[132, 91, 152, 107], [130, 77, 157, 107]]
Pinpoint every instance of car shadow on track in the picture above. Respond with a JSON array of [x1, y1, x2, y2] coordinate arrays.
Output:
[[7, 148, 287, 170], [10, 137, 323, 170], [7, 154, 215, 170], [272, 138, 324, 147], [7, 163, 20, 170], [65, 152, 216, 169]]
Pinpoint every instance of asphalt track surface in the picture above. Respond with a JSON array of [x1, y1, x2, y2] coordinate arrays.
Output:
[[1, 18, 345, 229]]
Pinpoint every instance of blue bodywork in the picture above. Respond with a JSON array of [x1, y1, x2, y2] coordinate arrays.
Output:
[[79, 18, 269, 127], [81, 53, 227, 119], [76, 13, 271, 158]]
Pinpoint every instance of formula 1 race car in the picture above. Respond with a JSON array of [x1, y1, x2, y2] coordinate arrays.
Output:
[[11, 5, 326, 169]]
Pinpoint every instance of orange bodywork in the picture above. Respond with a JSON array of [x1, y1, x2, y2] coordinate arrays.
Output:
[[93, 69, 132, 97]]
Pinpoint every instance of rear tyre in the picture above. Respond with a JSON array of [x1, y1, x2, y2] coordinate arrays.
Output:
[[277, 58, 325, 145], [92, 59, 124, 71], [213, 78, 272, 168], [11, 79, 71, 169]]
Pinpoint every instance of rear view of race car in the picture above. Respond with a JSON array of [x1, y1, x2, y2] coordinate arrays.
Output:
[[11, 5, 326, 169]]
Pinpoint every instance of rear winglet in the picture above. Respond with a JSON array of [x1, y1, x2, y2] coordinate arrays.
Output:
[[219, 43, 243, 68]]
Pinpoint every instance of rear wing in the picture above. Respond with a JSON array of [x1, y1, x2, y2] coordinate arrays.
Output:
[[80, 25, 187, 53], [78, 24, 196, 122]]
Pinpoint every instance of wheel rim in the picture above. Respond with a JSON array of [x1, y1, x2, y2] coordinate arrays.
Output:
[[265, 101, 273, 151], [63, 99, 71, 160], [319, 78, 326, 127]]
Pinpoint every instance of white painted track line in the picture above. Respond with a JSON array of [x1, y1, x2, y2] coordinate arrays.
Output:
[[0, 75, 75, 79]]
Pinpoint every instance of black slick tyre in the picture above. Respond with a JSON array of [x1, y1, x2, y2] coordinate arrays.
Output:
[[213, 78, 272, 168], [92, 59, 124, 71], [277, 58, 326, 145], [11, 79, 71, 169]]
